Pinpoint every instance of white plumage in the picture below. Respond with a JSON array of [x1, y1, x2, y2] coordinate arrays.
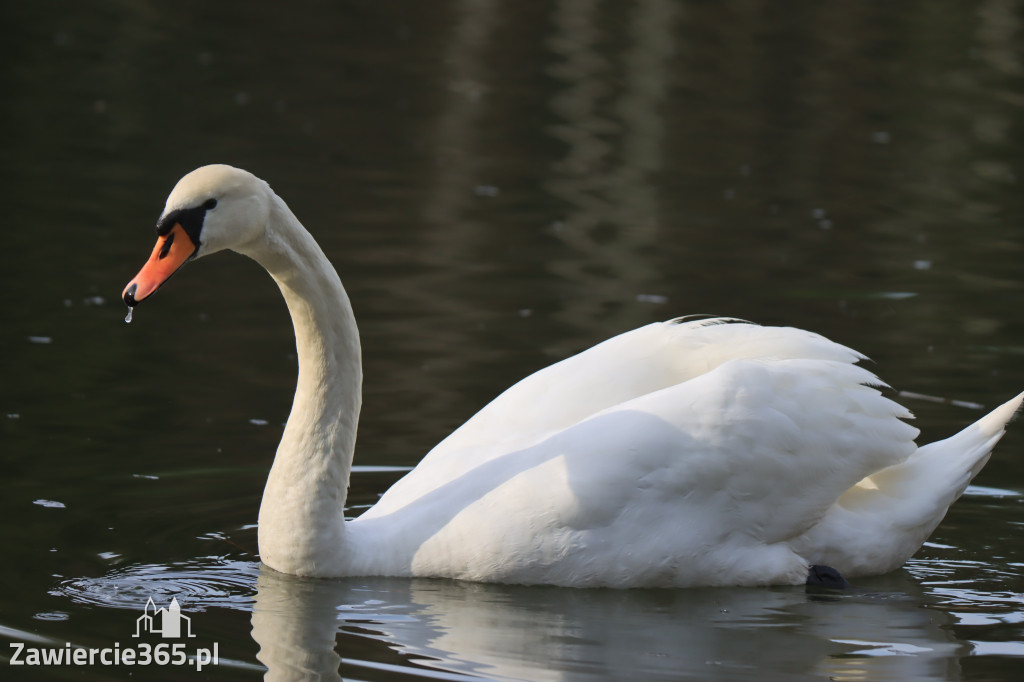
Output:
[[123, 164, 1023, 587]]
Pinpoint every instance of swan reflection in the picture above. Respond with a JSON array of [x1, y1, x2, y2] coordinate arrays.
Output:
[[251, 565, 965, 681]]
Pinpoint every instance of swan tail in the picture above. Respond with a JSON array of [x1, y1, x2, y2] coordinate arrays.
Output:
[[792, 391, 1023, 577], [909, 390, 1024, 493]]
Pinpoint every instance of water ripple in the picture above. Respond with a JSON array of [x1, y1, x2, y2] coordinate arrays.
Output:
[[52, 555, 260, 613]]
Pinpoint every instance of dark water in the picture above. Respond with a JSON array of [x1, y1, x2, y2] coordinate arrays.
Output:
[[3, 1, 1024, 679]]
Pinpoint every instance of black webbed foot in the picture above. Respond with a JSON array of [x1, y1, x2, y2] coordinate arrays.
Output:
[[806, 564, 849, 589]]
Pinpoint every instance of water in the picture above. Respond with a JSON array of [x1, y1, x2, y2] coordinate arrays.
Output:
[[3, 1, 1024, 679]]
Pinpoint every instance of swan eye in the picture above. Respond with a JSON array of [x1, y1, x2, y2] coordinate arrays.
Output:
[[203, 198, 218, 211]]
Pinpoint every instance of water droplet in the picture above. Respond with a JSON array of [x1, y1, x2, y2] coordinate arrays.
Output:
[[124, 307, 134, 324]]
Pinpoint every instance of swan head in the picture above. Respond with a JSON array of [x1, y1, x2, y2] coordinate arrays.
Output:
[[122, 164, 271, 306]]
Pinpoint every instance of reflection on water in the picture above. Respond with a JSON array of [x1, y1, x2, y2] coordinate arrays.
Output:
[[226, 564, 966, 681], [55, 560, 970, 682], [44, 519, 1021, 682], [4, 0, 1024, 680]]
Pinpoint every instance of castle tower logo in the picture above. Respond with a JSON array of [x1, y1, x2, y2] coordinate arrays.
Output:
[[133, 597, 195, 638]]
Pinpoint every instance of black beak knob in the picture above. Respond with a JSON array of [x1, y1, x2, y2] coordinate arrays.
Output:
[[123, 283, 139, 307]]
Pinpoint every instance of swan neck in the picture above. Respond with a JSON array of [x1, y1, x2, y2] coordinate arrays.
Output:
[[252, 194, 362, 574]]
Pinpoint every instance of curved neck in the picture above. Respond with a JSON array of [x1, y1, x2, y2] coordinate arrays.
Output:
[[249, 193, 362, 575]]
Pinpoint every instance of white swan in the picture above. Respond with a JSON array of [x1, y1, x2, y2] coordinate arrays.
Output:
[[122, 165, 1022, 588]]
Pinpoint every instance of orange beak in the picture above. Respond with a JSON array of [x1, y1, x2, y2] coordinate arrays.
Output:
[[122, 224, 198, 306]]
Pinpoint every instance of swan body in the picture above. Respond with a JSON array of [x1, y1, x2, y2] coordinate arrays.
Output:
[[123, 165, 1023, 587]]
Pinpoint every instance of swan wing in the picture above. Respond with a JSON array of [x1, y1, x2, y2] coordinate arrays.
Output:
[[431, 318, 867, 457], [366, 319, 915, 529], [435, 317, 740, 452]]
